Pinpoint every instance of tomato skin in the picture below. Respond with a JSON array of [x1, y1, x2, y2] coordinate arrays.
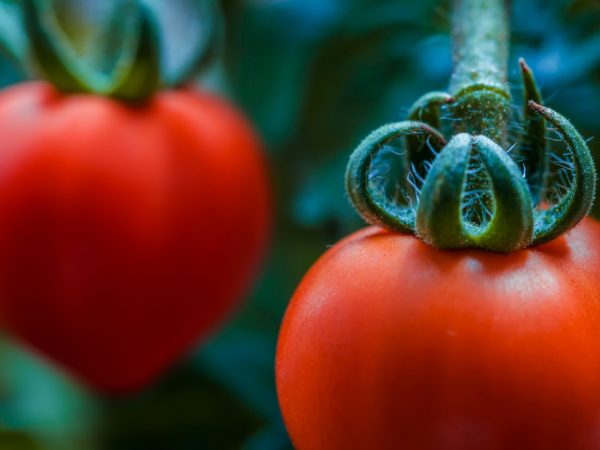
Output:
[[277, 219, 600, 450], [0, 82, 270, 392]]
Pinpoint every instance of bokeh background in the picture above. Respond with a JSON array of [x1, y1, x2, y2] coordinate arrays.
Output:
[[0, 0, 600, 448]]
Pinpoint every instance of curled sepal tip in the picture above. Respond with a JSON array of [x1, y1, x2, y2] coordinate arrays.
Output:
[[110, 4, 161, 102], [408, 91, 454, 127], [345, 121, 446, 233], [528, 101, 597, 245], [519, 58, 548, 205], [23, 0, 160, 102], [416, 134, 534, 253], [406, 91, 454, 171]]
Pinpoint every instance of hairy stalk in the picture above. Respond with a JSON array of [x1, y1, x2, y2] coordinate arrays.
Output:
[[450, 0, 509, 95], [450, 0, 511, 146]]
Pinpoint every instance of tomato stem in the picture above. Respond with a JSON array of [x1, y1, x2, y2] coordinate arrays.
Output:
[[450, 0, 509, 96], [449, 0, 512, 147]]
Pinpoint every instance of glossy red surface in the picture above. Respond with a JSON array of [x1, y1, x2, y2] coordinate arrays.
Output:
[[0, 82, 270, 392], [277, 219, 600, 449]]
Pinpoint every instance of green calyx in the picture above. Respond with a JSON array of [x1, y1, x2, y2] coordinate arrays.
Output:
[[416, 133, 533, 253], [529, 102, 597, 245], [346, 121, 447, 232], [22, 0, 220, 102], [345, 0, 597, 253]]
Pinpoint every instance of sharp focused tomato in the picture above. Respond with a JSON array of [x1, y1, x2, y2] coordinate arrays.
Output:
[[0, 82, 270, 392], [277, 219, 600, 450]]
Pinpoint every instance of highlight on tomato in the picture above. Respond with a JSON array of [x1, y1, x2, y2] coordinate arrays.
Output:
[[0, 0, 270, 392], [276, 0, 600, 448]]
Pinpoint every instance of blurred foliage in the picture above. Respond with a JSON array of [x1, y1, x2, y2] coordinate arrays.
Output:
[[1, 0, 600, 449]]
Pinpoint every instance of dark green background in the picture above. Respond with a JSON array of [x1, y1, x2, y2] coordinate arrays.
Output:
[[0, 0, 600, 448]]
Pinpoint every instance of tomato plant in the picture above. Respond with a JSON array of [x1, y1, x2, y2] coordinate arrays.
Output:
[[0, 0, 270, 392], [276, 0, 600, 448]]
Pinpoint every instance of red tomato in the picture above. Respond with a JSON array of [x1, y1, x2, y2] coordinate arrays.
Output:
[[0, 82, 270, 392], [277, 219, 600, 450]]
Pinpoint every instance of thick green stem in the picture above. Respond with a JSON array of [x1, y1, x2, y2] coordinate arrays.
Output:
[[449, 0, 511, 145], [450, 0, 510, 95]]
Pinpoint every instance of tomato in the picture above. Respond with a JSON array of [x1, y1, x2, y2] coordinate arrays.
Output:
[[0, 82, 270, 392], [277, 219, 600, 450]]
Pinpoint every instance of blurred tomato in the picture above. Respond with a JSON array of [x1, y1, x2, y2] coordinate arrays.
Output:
[[277, 220, 600, 450], [0, 82, 270, 392]]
